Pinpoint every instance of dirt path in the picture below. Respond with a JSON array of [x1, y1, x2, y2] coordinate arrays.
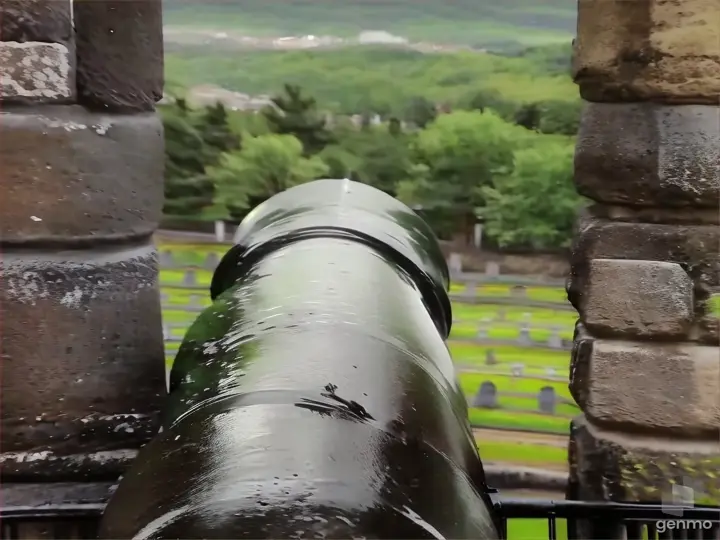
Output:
[[473, 428, 569, 448]]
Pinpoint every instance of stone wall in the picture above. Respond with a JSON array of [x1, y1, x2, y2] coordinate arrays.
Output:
[[0, 0, 167, 487], [568, 0, 720, 509]]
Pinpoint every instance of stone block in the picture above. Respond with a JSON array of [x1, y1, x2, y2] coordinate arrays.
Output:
[[0, 106, 164, 244], [570, 336, 720, 437], [74, 0, 163, 112], [575, 103, 720, 207], [0, 0, 73, 43], [573, 0, 720, 103], [0, 42, 74, 103], [583, 259, 693, 339], [567, 213, 720, 313], [569, 416, 720, 504], [0, 244, 166, 480]]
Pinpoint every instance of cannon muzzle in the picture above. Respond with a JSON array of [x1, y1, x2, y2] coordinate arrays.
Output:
[[99, 179, 499, 539]]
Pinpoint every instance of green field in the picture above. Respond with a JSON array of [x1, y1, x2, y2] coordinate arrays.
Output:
[[478, 440, 567, 466], [468, 408, 569, 435]]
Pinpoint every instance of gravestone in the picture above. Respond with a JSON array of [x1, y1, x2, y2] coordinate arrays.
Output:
[[183, 270, 197, 286], [464, 282, 477, 295], [476, 326, 488, 340], [160, 292, 169, 304], [448, 253, 462, 275], [546, 367, 557, 378], [538, 386, 556, 414], [522, 312, 532, 323], [485, 261, 500, 277], [511, 363, 524, 377], [511, 285, 527, 298], [214, 220, 226, 242], [162, 324, 171, 341], [159, 250, 174, 267], [547, 329, 563, 349], [204, 252, 220, 270], [189, 294, 203, 307], [496, 308, 506, 321], [485, 349, 497, 365], [518, 325, 531, 345], [473, 381, 498, 409]]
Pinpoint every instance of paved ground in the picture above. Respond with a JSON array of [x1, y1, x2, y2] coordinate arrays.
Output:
[[474, 428, 569, 448]]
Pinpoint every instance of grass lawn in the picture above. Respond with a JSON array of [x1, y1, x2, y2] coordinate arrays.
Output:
[[449, 343, 569, 368], [452, 321, 573, 341], [468, 408, 571, 434], [477, 440, 568, 466], [509, 519, 569, 540], [451, 283, 568, 304], [459, 372, 572, 400], [452, 304, 576, 323]]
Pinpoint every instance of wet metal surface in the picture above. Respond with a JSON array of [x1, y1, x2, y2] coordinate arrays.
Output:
[[99, 180, 499, 539]]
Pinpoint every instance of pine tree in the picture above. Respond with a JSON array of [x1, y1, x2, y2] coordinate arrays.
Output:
[[161, 104, 215, 217], [262, 84, 334, 155]]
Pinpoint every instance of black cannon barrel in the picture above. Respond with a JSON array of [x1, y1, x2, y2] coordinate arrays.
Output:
[[99, 179, 499, 539]]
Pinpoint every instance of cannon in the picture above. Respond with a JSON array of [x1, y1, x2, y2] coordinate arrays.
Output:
[[99, 179, 500, 539]]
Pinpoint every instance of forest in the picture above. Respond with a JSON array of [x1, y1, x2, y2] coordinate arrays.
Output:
[[165, 44, 576, 116], [162, 65, 584, 251]]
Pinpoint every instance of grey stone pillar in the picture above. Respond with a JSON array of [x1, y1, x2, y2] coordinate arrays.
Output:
[[0, 0, 167, 501], [568, 0, 720, 511]]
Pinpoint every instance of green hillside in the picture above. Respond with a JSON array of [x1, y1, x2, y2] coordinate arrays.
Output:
[[164, 0, 576, 48], [165, 45, 577, 115]]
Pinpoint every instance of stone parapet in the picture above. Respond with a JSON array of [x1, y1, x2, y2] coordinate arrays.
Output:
[[0, 41, 75, 103], [568, 213, 720, 324], [0, 0, 72, 43], [0, 107, 164, 244], [570, 0, 720, 508], [569, 417, 720, 503], [575, 103, 720, 208], [573, 0, 720, 104], [571, 336, 720, 437], [0, 246, 166, 481], [582, 259, 694, 340], [75, 0, 164, 112], [0, 0, 166, 490]]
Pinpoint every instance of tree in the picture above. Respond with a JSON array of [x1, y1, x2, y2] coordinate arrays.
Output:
[[538, 99, 582, 135], [404, 96, 437, 129], [162, 106, 215, 217], [194, 102, 241, 161], [322, 127, 418, 196], [262, 84, 334, 155], [481, 139, 584, 250], [513, 102, 541, 131], [208, 134, 330, 215], [397, 110, 526, 238]]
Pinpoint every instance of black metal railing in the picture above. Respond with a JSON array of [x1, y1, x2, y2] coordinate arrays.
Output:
[[491, 496, 720, 540], [1, 499, 719, 539]]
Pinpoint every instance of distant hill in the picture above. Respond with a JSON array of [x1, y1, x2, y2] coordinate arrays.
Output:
[[164, 0, 576, 49]]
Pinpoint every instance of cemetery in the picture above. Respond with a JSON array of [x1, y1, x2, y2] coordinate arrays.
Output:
[[157, 240, 579, 472]]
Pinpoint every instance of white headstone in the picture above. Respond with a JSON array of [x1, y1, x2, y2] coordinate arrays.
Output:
[[214, 220, 226, 242], [448, 253, 463, 275], [485, 261, 500, 277]]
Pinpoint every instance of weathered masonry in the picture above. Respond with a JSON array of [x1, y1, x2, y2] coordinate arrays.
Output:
[[0, 0, 167, 504], [568, 0, 720, 514]]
